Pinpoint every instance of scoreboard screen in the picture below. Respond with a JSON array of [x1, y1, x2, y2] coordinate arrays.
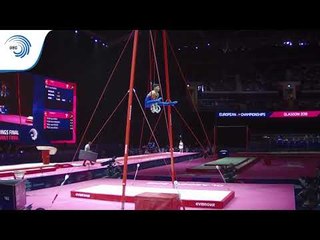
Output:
[[45, 80, 74, 111], [0, 73, 76, 144], [43, 79, 76, 143]]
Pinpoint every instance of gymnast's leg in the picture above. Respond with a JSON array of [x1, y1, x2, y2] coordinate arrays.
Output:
[[158, 100, 178, 106], [145, 97, 162, 108]]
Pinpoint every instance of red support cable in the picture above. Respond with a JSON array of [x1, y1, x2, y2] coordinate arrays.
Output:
[[91, 92, 129, 143], [173, 107, 206, 151], [139, 118, 145, 151], [166, 35, 212, 150], [133, 90, 161, 150], [162, 30, 176, 184], [139, 31, 157, 150], [17, 73, 22, 125], [214, 126, 217, 155], [71, 31, 134, 163], [139, 32, 155, 151], [139, 33, 153, 150], [121, 30, 139, 210], [148, 34, 153, 90], [149, 30, 170, 138]]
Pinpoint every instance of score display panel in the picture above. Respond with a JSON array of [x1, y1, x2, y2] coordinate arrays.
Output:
[[0, 74, 76, 145], [43, 79, 76, 143]]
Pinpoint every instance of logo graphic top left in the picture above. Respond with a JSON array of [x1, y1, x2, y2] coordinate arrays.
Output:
[[5, 35, 32, 58], [0, 30, 51, 72]]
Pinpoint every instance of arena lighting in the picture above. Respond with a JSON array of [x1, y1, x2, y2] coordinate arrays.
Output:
[[75, 30, 78, 34], [94, 39, 98, 43]]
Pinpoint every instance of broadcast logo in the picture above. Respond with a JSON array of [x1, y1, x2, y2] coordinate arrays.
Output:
[[5, 35, 31, 58]]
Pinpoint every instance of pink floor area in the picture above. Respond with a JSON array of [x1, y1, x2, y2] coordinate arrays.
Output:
[[71, 183, 235, 209], [128, 156, 320, 181], [238, 158, 320, 179], [26, 178, 295, 210], [130, 157, 220, 180], [0, 162, 101, 180], [0, 152, 197, 180], [100, 152, 196, 165]]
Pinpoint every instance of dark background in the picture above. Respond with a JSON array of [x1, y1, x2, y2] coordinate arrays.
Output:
[[22, 29, 320, 149], [29, 30, 204, 147]]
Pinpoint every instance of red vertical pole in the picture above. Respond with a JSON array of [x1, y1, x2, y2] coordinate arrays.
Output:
[[162, 30, 176, 184], [121, 30, 139, 210], [17, 73, 22, 125]]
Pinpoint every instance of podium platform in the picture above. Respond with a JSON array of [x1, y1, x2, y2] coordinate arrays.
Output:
[[71, 184, 235, 209], [135, 192, 180, 210]]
